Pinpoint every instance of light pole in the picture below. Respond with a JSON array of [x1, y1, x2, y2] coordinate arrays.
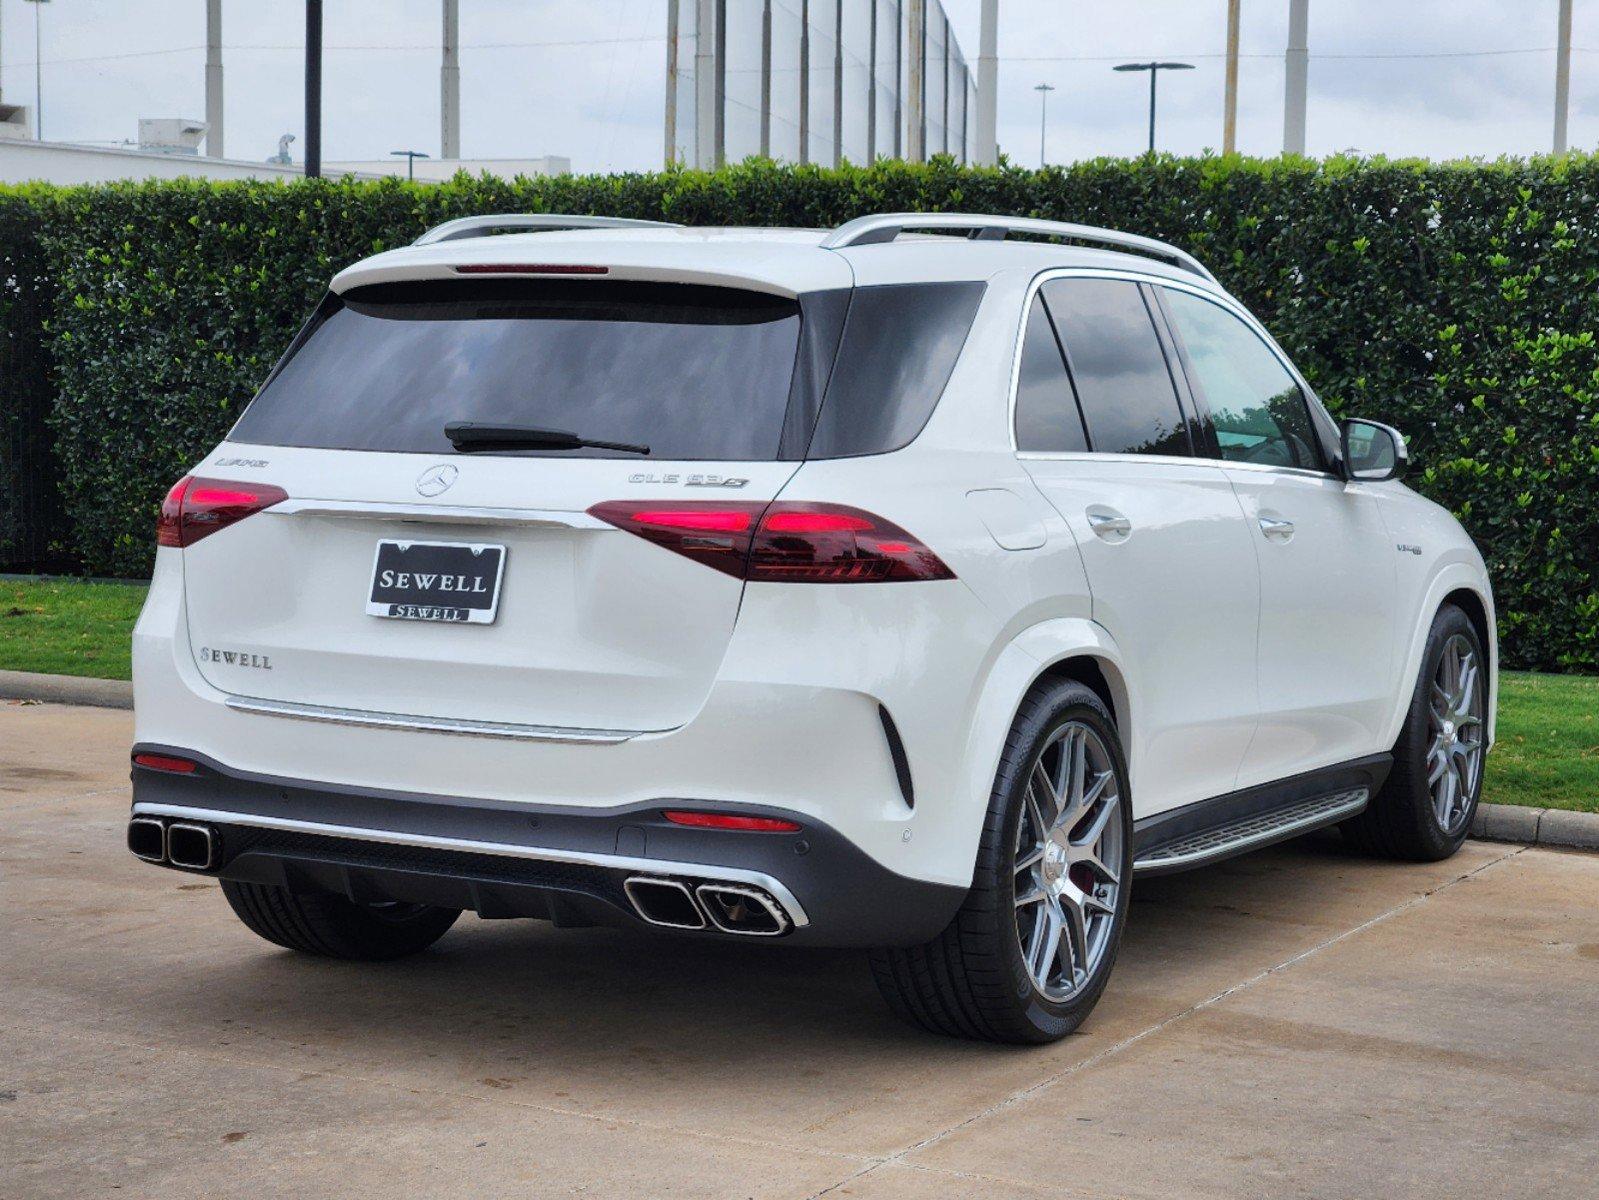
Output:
[[24, 0, 48, 140], [1034, 82, 1055, 167], [1113, 60, 1194, 154], [390, 149, 430, 181]]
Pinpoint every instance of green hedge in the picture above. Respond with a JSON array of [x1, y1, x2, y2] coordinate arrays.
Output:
[[4, 156, 1597, 671]]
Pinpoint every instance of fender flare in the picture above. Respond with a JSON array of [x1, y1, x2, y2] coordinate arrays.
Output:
[[1380, 562, 1498, 750], [951, 617, 1134, 883]]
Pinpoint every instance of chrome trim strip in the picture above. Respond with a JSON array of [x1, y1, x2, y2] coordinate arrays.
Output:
[[131, 801, 811, 927], [223, 695, 648, 745], [1131, 789, 1368, 875], [270, 498, 611, 529]]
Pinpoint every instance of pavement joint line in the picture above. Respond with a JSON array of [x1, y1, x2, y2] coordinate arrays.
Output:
[[806, 843, 1527, 1200], [0, 1019, 876, 1169]]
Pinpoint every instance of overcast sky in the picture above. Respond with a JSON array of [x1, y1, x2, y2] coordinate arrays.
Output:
[[0, 0, 1593, 171]]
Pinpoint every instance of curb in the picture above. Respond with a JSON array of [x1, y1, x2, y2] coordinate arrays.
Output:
[[1471, 802, 1599, 851], [0, 669, 132, 710]]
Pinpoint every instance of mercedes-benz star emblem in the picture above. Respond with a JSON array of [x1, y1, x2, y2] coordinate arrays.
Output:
[[416, 464, 459, 497]]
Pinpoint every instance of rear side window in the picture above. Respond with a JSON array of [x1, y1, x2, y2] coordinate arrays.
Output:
[[1041, 278, 1192, 458], [231, 280, 803, 460], [804, 282, 985, 458], [1159, 288, 1325, 471], [1014, 295, 1088, 453]]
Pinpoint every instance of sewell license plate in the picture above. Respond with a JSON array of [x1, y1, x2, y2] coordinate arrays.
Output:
[[366, 540, 507, 625]]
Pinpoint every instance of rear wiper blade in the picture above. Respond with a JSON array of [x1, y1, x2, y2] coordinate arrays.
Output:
[[444, 422, 650, 456]]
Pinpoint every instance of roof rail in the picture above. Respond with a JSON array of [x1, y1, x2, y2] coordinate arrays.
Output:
[[819, 212, 1218, 284], [413, 213, 682, 246]]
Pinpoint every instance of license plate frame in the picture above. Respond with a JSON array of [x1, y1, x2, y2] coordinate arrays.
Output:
[[366, 539, 507, 625]]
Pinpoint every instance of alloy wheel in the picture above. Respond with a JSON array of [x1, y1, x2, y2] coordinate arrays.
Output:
[[1013, 721, 1124, 1003], [1428, 633, 1485, 834]]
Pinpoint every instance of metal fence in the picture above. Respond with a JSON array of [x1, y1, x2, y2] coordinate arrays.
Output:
[[667, 0, 975, 168]]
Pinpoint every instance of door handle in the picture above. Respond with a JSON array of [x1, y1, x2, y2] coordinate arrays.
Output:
[[1258, 515, 1296, 541], [1087, 509, 1132, 541]]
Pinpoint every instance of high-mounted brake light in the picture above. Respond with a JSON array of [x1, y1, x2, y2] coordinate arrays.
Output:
[[453, 263, 609, 275], [662, 810, 802, 833], [587, 500, 954, 583], [157, 476, 289, 548], [133, 752, 198, 774]]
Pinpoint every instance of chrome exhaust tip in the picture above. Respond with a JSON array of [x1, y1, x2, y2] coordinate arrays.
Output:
[[695, 883, 790, 936], [165, 822, 218, 871], [623, 876, 707, 930], [127, 816, 167, 864]]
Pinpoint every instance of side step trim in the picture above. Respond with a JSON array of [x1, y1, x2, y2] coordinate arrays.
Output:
[[130, 800, 809, 927], [223, 696, 648, 745], [1133, 788, 1369, 876]]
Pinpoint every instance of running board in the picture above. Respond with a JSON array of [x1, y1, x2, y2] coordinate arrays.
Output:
[[1133, 788, 1369, 876]]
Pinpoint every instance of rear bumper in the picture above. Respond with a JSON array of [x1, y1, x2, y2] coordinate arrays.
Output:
[[129, 749, 965, 948]]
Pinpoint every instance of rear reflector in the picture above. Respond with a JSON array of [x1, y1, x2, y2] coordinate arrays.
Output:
[[453, 263, 609, 275], [157, 476, 288, 548], [133, 753, 198, 774], [662, 810, 802, 833], [587, 501, 954, 583]]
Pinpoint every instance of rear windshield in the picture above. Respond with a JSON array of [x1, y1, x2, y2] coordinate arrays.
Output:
[[230, 279, 803, 459]]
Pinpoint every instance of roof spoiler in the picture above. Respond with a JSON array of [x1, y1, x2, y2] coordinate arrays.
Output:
[[413, 214, 682, 246]]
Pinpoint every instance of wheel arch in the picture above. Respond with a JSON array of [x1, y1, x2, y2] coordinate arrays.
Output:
[[1382, 568, 1498, 751]]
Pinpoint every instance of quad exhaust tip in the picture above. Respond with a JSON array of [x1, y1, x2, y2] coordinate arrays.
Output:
[[130, 819, 219, 871], [695, 883, 789, 936], [624, 876, 792, 936], [165, 822, 218, 870], [127, 816, 167, 864]]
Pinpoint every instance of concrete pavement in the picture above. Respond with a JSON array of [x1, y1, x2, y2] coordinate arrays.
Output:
[[3, 699, 1596, 1199]]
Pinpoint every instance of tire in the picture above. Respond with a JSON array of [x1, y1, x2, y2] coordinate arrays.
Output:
[[870, 679, 1134, 1044], [1342, 603, 1487, 862], [220, 880, 460, 961]]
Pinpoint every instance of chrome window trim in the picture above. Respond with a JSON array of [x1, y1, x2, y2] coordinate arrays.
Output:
[[131, 800, 810, 927], [224, 695, 649, 744], [1007, 267, 1340, 481]]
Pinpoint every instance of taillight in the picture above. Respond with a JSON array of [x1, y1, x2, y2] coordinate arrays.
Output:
[[587, 501, 954, 583], [156, 476, 288, 548], [662, 810, 802, 832], [133, 752, 198, 774]]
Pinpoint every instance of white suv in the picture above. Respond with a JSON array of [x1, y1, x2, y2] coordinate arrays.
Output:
[[127, 212, 1496, 1043]]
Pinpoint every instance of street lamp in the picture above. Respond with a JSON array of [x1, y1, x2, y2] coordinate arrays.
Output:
[[1034, 82, 1056, 168], [390, 149, 430, 181], [1113, 60, 1195, 154], [23, 0, 49, 140]]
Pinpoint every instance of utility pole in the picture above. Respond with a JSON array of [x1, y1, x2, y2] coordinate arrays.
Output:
[[907, 0, 925, 162], [441, 0, 460, 160], [664, 0, 678, 165], [1222, 0, 1240, 154], [975, 0, 998, 165], [760, 0, 772, 157], [694, 0, 714, 167], [1034, 82, 1054, 167], [24, 0, 46, 140], [304, 0, 322, 177], [205, 0, 223, 157], [1554, 0, 1573, 153], [1283, 0, 1308, 155], [1114, 61, 1194, 154]]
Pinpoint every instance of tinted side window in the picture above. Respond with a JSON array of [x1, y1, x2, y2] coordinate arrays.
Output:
[[1161, 289, 1324, 471], [1042, 279, 1191, 457], [806, 282, 986, 458], [1014, 296, 1088, 453]]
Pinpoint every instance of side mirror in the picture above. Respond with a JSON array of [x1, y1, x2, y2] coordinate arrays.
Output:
[[1340, 418, 1408, 482]]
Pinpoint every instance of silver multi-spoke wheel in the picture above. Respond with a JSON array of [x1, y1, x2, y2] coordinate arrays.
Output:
[[1013, 721, 1124, 1003], [1428, 633, 1485, 833]]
